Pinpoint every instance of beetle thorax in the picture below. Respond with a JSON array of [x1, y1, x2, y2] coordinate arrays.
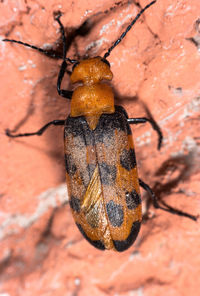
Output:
[[70, 57, 115, 129]]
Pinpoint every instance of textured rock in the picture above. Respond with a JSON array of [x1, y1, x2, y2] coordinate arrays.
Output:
[[1, 0, 200, 295]]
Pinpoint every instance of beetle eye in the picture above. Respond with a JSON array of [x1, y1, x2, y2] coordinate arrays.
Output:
[[72, 61, 80, 71], [101, 58, 110, 67]]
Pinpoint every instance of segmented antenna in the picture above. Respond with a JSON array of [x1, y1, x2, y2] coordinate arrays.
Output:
[[103, 0, 157, 59], [3, 12, 77, 64], [3, 1, 156, 63]]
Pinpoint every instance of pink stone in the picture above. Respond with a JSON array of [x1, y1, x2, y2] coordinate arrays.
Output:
[[1, 0, 200, 295]]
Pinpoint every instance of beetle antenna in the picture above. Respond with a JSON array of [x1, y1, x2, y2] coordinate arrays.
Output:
[[3, 38, 77, 64], [103, 0, 157, 59], [54, 12, 77, 64], [3, 14, 77, 64]]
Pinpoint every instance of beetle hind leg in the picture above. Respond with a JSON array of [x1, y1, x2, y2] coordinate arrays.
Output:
[[139, 178, 198, 221]]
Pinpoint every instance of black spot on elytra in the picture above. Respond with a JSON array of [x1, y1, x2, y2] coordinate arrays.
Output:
[[64, 116, 94, 146], [98, 163, 117, 185], [76, 223, 105, 250], [64, 105, 131, 146], [126, 190, 141, 210], [65, 154, 77, 176], [115, 105, 128, 119], [120, 148, 136, 171], [113, 220, 141, 252], [69, 196, 81, 213], [106, 200, 124, 227], [115, 105, 132, 135], [95, 108, 129, 142]]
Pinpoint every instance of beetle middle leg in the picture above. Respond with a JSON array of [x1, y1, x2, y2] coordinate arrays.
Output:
[[128, 117, 163, 150], [139, 178, 198, 221], [6, 120, 65, 138]]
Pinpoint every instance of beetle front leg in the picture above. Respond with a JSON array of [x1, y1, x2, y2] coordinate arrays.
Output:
[[55, 13, 73, 100], [57, 60, 73, 99]]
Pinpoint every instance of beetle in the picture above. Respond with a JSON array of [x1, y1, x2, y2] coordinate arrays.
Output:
[[3, 0, 197, 251]]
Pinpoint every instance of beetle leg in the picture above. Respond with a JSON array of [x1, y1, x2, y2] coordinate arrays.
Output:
[[55, 13, 73, 99], [139, 178, 198, 221], [57, 60, 73, 99], [128, 117, 163, 150], [6, 120, 65, 138]]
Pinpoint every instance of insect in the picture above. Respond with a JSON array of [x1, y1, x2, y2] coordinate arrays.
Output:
[[4, 0, 197, 251]]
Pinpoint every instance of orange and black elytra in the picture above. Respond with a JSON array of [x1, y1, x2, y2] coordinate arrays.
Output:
[[4, 0, 197, 251]]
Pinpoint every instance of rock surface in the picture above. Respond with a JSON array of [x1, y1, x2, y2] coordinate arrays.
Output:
[[1, 0, 200, 295]]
